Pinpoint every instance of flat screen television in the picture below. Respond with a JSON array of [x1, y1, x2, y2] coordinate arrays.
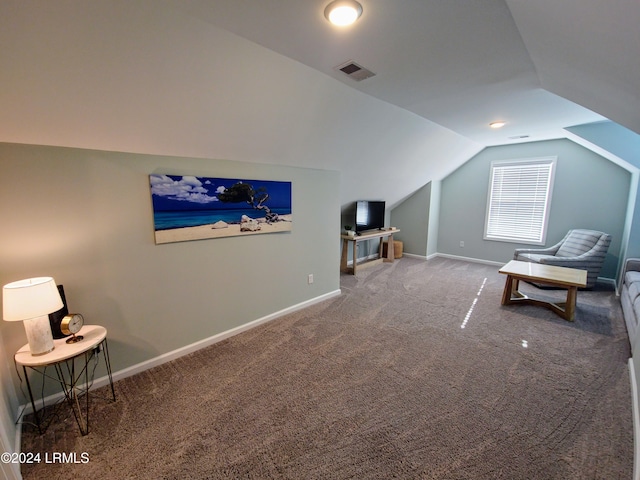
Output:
[[355, 200, 385, 233]]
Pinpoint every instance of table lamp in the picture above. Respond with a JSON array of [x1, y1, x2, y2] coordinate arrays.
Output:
[[3, 277, 63, 355]]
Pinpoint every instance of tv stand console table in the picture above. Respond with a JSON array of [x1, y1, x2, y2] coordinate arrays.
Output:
[[340, 228, 400, 275]]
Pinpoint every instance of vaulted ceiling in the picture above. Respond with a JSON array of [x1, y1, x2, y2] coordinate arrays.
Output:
[[1, 1, 637, 208], [173, 0, 640, 144]]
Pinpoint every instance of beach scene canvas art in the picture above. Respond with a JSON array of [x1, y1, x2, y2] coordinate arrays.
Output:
[[150, 174, 292, 244]]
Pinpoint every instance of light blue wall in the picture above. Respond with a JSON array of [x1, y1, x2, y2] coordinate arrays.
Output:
[[390, 183, 431, 257], [0, 143, 340, 401], [438, 139, 631, 280], [567, 121, 640, 167], [567, 121, 640, 259]]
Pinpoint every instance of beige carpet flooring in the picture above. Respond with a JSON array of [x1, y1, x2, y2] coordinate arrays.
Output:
[[20, 257, 634, 479]]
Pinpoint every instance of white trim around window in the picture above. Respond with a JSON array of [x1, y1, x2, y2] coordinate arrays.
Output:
[[484, 156, 557, 245]]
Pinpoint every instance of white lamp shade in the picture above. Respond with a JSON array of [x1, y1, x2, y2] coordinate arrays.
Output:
[[3, 277, 63, 321], [3, 277, 62, 355]]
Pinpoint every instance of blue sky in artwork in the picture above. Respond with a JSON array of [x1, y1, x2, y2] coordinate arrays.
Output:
[[150, 175, 292, 211]]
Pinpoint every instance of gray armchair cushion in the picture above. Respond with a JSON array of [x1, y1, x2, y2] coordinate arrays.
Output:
[[514, 229, 611, 288], [555, 230, 604, 257]]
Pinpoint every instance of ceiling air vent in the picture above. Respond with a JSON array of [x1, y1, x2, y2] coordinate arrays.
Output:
[[335, 60, 375, 82]]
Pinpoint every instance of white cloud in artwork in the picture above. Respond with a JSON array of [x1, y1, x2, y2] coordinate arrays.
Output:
[[150, 175, 218, 204], [215, 186, 226, 194]]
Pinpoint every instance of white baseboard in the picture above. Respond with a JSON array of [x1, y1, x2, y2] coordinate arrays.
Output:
[[17, 289, 342, 417], [110, 288, 341, 384], [401, 252, 427, 260], [630, 358, 640, 480], [396, 253, 498, 264], [433, 253, 505, 266]]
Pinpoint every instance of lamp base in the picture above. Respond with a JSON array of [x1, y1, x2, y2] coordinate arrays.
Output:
[[23, 316, 55, 356]]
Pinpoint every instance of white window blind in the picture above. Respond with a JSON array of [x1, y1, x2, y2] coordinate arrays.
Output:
[[484, 158, 556, 244]]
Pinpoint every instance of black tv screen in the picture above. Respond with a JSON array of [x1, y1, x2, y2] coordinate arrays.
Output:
[[355, 200, 385, 233]]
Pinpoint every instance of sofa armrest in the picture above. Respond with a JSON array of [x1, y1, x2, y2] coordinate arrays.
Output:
[[624, 258, 640, 274]]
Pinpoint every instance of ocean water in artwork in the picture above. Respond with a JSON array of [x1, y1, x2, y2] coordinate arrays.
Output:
[[153, 207, 292, 231]]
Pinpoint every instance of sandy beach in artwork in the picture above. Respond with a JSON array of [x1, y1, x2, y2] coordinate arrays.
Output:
[[155, 215, 292, 244]]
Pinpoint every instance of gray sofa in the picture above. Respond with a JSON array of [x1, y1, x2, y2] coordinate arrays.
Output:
[[622, 258, 640, 347]]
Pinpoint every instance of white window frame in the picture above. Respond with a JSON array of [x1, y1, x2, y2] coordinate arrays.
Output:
[[484, 157, 556, 245]]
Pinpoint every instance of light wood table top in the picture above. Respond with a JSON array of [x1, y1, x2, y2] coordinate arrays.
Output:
[[499, 260, 587, 287], [340, 228, 399, 241]]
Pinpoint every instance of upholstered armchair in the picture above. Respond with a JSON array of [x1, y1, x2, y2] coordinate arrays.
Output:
[[513, 229, 611, 288]]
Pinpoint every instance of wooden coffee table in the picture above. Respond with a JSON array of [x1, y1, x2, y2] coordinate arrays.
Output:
[[499, 260, 587, 321]]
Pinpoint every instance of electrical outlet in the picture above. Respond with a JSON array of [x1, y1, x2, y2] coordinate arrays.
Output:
[[308, 274, 314, 284], [460, 241, 464, 247]]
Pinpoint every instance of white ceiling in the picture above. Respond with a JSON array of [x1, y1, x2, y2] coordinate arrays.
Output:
[[0, 0, 637, 209], [172, 0, 639, 145]]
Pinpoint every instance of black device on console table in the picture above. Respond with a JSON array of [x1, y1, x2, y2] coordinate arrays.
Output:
[[355, 200, 385, 234]]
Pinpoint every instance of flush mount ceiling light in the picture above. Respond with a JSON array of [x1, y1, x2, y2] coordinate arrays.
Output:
[[324, 0, 363, 26], [489, 121, 506, 129]]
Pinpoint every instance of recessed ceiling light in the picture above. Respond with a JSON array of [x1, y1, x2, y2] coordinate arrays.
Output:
[[489, 121, 506, 129], [324, 0, 363, 26]]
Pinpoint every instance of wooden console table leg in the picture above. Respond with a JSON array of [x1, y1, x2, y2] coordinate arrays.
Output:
[[384, 235, 395, 262], [340, 238, 349, 273], [352, 240, 358, 275]]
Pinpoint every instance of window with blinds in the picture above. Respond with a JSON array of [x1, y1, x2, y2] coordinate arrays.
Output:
[[484, 157, 556, 244]]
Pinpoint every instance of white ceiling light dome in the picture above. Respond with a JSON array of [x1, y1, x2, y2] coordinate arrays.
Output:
[[324, 0, 363, 26]]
